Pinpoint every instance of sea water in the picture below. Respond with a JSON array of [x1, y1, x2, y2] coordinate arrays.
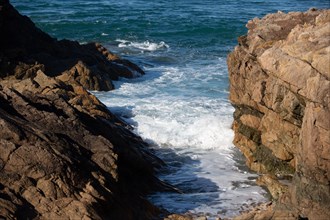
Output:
[[12, 0, 329, 218]]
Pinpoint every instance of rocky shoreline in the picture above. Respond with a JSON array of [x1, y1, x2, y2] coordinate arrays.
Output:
[[0, 1, 173, 219], [1, 0, 329, 219], [228, 9, 330, 219]]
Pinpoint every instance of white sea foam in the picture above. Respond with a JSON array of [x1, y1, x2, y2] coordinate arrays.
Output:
[[94, 58, 267, 218], [116, 39, 169, 51], [14, 0, 329, 218], [99, 65, 234, 150], [132, 102, 234, 150]]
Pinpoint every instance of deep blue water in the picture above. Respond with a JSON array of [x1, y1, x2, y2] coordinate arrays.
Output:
[[11, 0, 329, 218], [12, 0, 329, 60]]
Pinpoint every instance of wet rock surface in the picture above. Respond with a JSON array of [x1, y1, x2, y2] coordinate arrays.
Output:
[[228, 9, 330, 219]]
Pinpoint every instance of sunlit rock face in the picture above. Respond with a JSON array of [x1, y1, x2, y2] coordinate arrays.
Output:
[[228, 9, 330, 219]]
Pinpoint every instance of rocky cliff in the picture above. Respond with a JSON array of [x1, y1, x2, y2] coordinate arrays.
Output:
[[0, 1, 171, 219], [228, 9, 330, 219]]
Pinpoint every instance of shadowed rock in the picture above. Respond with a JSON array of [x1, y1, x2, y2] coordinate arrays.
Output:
[[0, 0, 144, 91], [0, 70, 171, 219], [0, 1, 173, 219]]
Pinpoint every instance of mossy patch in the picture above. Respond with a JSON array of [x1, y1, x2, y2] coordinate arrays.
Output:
[[237, 122, 261, 144], [253, 144, 295, 175]]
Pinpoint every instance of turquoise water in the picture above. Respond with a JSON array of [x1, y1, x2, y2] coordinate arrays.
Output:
[[12, 0, 329, 218]]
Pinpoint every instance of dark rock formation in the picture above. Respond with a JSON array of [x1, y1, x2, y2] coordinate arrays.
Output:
[[228, 9, 330, 219], [0, 1, 170, 219], [0, 71, 168, 219], [0, 0, 144, 91]]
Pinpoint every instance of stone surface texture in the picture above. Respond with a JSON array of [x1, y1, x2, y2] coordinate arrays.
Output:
[[0, 71, 168, 219], [228, 9, 330, 219], [0, 1, 169, 219]]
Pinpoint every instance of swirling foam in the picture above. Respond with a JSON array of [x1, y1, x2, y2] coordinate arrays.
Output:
[[94, 59, 267, 219]]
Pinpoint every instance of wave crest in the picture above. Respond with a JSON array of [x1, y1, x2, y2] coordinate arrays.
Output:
[[116, 39, 169, 51]]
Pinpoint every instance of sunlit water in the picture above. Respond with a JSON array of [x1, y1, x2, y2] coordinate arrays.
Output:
[[12, 0, 329, 218]]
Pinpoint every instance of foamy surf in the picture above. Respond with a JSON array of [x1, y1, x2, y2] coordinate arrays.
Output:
[[93, 62, 268, 218], [132, 102, 234, 150], [116, 39, 169, 52], [12, 0, 330, 219]]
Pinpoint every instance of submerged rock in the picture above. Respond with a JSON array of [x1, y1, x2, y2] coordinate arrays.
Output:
[[228, 9, 330, 219]]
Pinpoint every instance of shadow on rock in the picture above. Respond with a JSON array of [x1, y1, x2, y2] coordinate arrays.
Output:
[[0, 0, 144, 91]]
